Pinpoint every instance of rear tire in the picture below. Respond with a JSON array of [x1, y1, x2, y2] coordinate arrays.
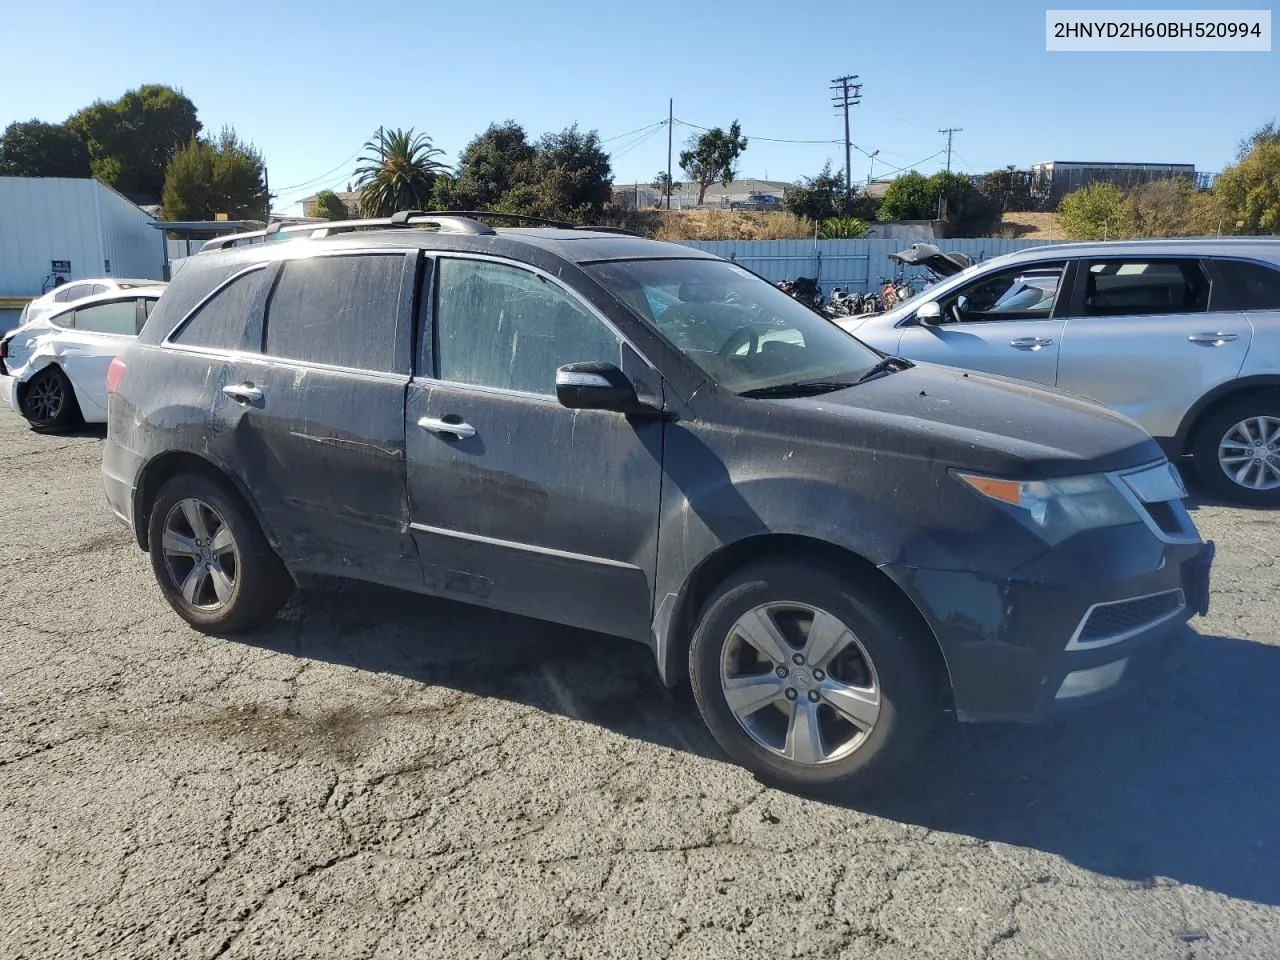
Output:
[[20, 366, 81, 430], [147, 474, 293, 633], [1191, 395, 1280, 507], [688, 561, 939, 796]]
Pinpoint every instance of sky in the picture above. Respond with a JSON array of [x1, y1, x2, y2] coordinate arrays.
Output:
[[2, 0, 1276, 215]]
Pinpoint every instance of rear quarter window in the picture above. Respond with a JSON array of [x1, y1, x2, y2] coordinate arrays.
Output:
[[169, 267, 271, 350], [1211, 259, 1280, 311]]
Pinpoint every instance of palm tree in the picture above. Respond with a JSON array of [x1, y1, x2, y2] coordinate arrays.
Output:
[[354, 127, 449, 217]]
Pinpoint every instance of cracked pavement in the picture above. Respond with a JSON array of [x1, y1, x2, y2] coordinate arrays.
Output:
[[1, 411, 1277, 960]]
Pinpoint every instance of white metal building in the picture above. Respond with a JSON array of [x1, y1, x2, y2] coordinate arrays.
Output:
[[0, 177, 165, 327]]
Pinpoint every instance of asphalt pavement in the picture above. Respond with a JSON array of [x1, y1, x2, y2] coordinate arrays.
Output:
[[1, 410, 1277, 960]]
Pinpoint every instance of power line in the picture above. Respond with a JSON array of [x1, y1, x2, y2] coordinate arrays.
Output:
[[673, 118, 840, 145], [609, 123, 666, 160], [873, 150, 947, 177], [599, 120, 667, 144], [273, 146, 364, 194]]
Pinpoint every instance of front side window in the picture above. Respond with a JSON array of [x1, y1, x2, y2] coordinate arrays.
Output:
[[171, 267, 269, 350], [938, 264, 1065, 323], [435, 258, 621, 395], [72, 300, 138, 336], [1210, 259, 1280, 310], [587, 258, 880, 394], [1082, 259, 1208, 316], [264, 255, 405, 373]]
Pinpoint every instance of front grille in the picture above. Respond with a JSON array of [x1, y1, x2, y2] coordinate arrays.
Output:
[[1143, 499, 1184, 535], [1077, 590, 1184, 644]]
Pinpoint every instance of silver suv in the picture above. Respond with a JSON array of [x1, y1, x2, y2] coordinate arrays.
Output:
[[843, 240, 1280, 505]]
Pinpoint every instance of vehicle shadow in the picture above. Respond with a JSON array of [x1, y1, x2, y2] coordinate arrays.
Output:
[[1175, 455, 1275, 512], [237, 579, 1280, 906]]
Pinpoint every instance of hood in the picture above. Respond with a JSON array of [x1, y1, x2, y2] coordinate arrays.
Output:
[[889, 243, 973, 278], [781, 362, 1161, 478]]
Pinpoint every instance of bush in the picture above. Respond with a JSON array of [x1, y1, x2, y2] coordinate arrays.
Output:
[[818, 217, 867, 239], [1056, 182, 1136, 240]]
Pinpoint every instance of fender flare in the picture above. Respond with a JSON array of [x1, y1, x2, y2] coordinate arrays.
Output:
[[1172, 375, 1280, 453]]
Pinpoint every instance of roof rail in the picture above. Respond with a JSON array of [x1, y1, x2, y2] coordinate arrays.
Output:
[[573, 225, 640, 236]]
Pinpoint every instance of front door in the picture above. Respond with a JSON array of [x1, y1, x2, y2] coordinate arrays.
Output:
[[1056, 257, 1252, 439], [896, 260, 1070, 386], [405, 255, 664, 642]]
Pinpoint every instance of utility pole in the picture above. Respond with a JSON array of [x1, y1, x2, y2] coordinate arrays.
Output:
[[939, 127, 962, 174], [830, 75, 862, 197], [866, 149, 880, 187], [263, 167, 271, 223], [666, 99, 674, 210]]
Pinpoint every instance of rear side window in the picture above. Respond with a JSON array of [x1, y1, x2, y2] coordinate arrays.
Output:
[[73, 300, 138, 335], [1082, 260, 1208, 316], [1211, 259, 1280, 311], [171, 268, 269, 350], [264, 255, 405, 373]]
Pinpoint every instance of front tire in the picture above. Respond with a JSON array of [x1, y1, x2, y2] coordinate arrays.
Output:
[[147, 474, 293, 633], [1192, 396, 1280, 507], [688, 561, 938, 795], [20, 366, 81, 430]]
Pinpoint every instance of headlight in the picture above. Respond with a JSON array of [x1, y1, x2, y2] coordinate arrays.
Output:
[[953, 470, 1139, 544]]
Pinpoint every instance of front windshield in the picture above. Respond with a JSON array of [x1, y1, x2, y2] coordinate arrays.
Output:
[[587, 259, 881, 393]]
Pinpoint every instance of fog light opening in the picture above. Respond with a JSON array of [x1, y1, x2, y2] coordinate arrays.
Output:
[[1056, 658, 1129, 700]]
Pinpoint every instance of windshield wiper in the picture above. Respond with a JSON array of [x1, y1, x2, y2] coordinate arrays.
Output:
[[854, 355, 914, 385], [737, 380, 855, 399]]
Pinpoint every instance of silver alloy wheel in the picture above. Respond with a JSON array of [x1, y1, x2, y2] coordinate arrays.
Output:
[[1218, 416, 1280, 491], [161, 498, 240, 610], [720, 601, 881, 766], [27, 372, 64, 422]]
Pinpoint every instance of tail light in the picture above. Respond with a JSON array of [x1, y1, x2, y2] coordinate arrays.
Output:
[[0, 336, 9, 362], [106, 356, 127, 395]]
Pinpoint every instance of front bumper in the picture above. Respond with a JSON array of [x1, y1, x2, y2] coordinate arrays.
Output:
[[3, 370, 18, 413], [884, 535, 1214, 723]]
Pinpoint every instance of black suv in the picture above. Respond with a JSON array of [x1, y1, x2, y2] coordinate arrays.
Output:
[[103, 213, 1214, 792]]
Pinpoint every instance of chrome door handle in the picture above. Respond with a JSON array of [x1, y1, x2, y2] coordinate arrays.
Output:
[[418, 416, 477, 440], [1010, 337, 1055, 350], [221, 383, 263, 404], [1188, 332, 1238, 345]]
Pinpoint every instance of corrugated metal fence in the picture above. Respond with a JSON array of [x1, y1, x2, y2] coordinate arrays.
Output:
[[675, 238, 1058, 294]]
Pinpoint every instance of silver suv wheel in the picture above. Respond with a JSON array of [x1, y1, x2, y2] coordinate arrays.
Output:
[[160, 498, 240, 609], [719, 601, 881, 766], [1218, 415, 1280, 492]]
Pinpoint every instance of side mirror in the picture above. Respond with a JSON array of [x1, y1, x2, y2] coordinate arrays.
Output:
[[916, 301, 944, 326], [555, 362, 639, 412]]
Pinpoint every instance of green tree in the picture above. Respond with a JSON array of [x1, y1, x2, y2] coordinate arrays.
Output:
[[651, 170, 678, 203], [976, 166, 1034, 213], [523, 124, 612, 222], [66, 85, 200, 197], [429, 172, 458, 210], [1236, 120, 1280, 161], [161, 128, 268, 221], [1057, 181, 1136, 239], [311, 189, 349, 220], [0, 121, 91, 178], [451, 121, 536, 210], [1214, 140, 1280, 234], [782, 161, 847, 221], [354, 127, 449, 217], [933, 171, 1000, 236], [878, 171, 936, 221], [679, 121, 748, 204]]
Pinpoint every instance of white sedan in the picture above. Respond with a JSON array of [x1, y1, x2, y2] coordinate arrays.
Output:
[[16, 277, 166, 329], [2, 287, 165, 429]]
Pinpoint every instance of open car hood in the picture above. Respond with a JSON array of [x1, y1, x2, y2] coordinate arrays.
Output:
[[888, 243, 973, 278]]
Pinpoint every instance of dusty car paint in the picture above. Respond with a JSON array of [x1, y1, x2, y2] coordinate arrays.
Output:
[[104, 229, 1212, 724]]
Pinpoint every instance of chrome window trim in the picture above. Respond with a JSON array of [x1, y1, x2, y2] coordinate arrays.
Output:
[[1064, 588, 1187, 652], [408, 522, 641, 571]]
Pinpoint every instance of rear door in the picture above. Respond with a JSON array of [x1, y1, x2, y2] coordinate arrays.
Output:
[[895, 260, 1070, 386], [404, 254, 664, 641], [56, 298, 142, 417], [1056, 257, 1251, 439], [192, 252, 421, 586]]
